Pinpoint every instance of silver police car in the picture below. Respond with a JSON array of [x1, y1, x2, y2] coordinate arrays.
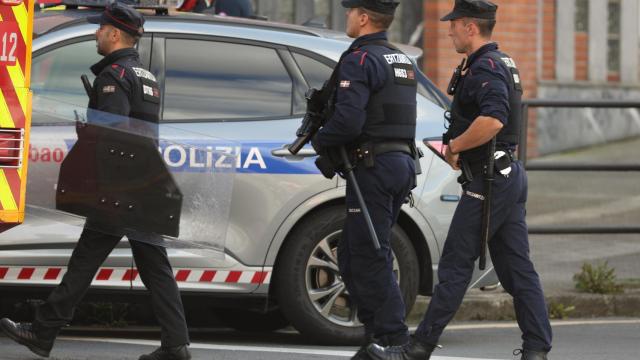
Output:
[[0, 5, 497, 344]]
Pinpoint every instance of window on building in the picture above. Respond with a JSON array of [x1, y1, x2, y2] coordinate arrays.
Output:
[[575, 0, 589, 32], [607, 0, 621, 77]]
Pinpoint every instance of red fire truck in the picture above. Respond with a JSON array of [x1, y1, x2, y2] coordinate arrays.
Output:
[[0, 0, 33, 233]]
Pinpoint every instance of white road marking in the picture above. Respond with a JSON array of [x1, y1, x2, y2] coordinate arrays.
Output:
[[409, 318, 640, 331], [56, 320, 639, 359], [60, 337, 499, 359]]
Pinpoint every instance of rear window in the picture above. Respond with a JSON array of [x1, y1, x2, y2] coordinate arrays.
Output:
[[163, 39, 293, 121], [292, 52, 333, 91], [31, 40, 101, 122]]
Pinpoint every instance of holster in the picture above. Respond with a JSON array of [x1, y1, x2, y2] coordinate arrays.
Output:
[[457, 157, 474, 186], [353, 140, 415, 168]]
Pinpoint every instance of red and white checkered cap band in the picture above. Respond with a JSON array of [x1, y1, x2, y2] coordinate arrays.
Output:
[[0, 267, 271, 285]]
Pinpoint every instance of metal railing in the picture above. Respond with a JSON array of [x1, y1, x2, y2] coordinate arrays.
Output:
[[519, 99, 640, 234]]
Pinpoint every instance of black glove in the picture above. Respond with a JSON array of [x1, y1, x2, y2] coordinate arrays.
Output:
[[311, 133, 325, 156]]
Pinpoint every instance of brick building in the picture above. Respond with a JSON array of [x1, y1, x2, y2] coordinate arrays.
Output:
[[247, 0, 639, 157], [423, 0, 640, 157]]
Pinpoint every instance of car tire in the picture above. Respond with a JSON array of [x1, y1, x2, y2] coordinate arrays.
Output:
[[215, 308, 290, 333], [275, 206, 420, 345]]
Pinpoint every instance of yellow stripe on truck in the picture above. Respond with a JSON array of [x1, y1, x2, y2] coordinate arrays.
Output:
[[0, 169, 17, 211]]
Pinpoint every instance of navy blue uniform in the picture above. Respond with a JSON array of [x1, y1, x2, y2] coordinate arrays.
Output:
[[214, 0, 253, 17], [313, 32, 416, 345], [33, 48, 190, 348], [414, 43, 552, 353]]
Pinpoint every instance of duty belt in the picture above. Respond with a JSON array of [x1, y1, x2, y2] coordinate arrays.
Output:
[[353, 140, 414, 168], [461, 148, 515, 180]]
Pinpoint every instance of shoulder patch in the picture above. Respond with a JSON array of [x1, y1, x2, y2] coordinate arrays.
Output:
[[501, 57, 517, 68], [132, 67, 157, 82], [102, 85, 116, 93], [392, 63, 417, 86]]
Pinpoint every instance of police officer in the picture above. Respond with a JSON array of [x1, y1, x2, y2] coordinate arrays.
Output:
[[0, 4, 191, 360], [311, 1, 418, 359], [368, 1, 552, 360]]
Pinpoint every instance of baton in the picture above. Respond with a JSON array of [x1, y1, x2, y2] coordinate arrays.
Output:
[[81, 74, 92, 98], [339, 147, 381, 250], [479, 137, 497, 270]]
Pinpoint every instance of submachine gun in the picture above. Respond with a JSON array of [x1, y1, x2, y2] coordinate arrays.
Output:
[[287, 83, 381, 250]]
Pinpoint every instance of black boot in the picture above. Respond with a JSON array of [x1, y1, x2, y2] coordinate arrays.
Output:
[[352, 334, 377, 360], [139, 345, 192, 360], [352, 344, 373, 360], [367, 336, 436, 360], [514, 349, 549, 360], [0, 318, 55, 357]]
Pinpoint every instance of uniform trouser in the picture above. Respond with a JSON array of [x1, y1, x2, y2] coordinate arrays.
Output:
[[415, 161, 552, 352], [339, 152, 415, 344], [33, 226, 190, 347]]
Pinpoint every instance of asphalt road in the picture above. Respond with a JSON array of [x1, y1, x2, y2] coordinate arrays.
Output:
[[1, 318, 638, 360]]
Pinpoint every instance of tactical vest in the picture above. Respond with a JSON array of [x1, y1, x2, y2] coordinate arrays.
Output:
[[116, 56, 161, 125], [89, 51, 161, 126], [450, 50, 523, 163], [332, 40, 417, 143]]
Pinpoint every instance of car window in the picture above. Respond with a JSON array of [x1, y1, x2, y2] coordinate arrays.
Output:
[[292, 52, 333, 91], [163, 39, 293, 121], [31, 40, 101, 123]]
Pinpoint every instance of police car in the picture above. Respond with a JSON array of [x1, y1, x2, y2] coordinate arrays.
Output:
[[0, 2, 497, 344]]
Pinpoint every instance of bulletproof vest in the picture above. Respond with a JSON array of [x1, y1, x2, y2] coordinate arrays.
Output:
[[332, 40, 417, 143], [114, 56, 161, 124], [450, 50, 523, 163]]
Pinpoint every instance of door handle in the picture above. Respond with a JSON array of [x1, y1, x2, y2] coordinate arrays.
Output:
[[271, 146, 317, 159]]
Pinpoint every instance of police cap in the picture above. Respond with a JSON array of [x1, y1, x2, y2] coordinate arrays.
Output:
[[341, 0, 400, 15], [87, 2, 145, 37], [440, 0, 498, 21]]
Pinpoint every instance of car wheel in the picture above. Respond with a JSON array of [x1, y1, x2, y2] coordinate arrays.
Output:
[[275, 206, 420, 345], [215, 308, 290, 333]]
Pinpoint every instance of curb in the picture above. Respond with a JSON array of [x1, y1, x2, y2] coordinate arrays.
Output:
[[407, 288, 640, 324]]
